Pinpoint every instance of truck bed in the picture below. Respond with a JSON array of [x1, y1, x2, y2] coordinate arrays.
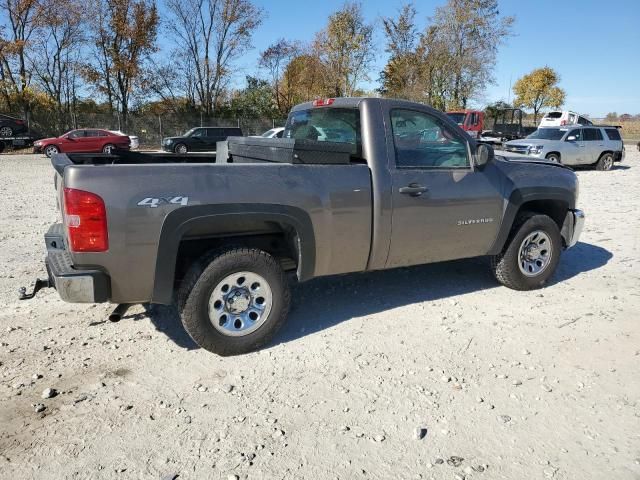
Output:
[[60, 137, 359, 169]]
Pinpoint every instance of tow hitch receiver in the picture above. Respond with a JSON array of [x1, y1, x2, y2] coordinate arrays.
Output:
[[18, 279, 51, 300]]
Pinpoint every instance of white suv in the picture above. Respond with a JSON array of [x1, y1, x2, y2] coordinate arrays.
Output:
[[539, 111, 592, 127]]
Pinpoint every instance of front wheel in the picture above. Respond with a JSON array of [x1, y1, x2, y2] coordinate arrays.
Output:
[[596, 152, 614, 171], [178, 247, 291, 356], [490, 213, 562, 290], [174, 143, 188, 154], [545, 153, 560, 163], [44, 145, 59, 158]]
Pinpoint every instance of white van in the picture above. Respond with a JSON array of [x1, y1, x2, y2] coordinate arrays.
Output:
[[539, 111, 592, 127]]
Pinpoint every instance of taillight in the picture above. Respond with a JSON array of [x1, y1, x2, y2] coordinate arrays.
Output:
[[560, 120, 567, 125], [63, 188, 108, 252], [312, 98, 335, 107], [15, 119, 25, 125]]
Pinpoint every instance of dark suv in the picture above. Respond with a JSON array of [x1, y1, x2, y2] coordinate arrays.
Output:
[[162, 127, 243, 153], [0, 114, 28, 137]]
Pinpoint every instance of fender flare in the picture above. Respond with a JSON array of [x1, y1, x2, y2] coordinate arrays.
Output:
[[151, 204, 315, 304], [488, 187, 573, 255]]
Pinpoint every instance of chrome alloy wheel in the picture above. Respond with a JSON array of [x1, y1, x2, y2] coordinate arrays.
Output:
[[602, 154, 613, 170], [518, 230, 553, 277], [208, 271, 273, 336]]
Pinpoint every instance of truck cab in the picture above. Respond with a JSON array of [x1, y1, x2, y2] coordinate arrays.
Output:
[[446, 110, 484, 139]]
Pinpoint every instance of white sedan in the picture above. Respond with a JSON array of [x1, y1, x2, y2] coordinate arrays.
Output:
[[251, 127, 284, 139]]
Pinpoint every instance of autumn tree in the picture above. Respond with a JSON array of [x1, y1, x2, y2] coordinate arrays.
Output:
[[316, 2, 373, 97], [379, 4, 423, 100], [512, 67, 566, 123], [0, 0, 39, 116], [280, 53, 330, 105], [165, 0, 263, 115], [84, 0, 158, 124]]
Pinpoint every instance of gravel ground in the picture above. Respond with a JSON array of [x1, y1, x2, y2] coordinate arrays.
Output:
[[0, 152, 639, 480]]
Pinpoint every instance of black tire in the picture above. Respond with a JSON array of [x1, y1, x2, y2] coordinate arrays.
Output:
[[174, 143, 188, 154], [102, 143, 116, 154], [545, 153, 560, 163], [44, 145, 59, 158], [177, 247, 291, 356], [596, 152, 614, 171], [490, 213, 562, 291]]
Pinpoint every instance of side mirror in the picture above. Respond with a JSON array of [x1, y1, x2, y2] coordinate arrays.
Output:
[[474, 143, 494, 168], [566, 135, 576, 142]]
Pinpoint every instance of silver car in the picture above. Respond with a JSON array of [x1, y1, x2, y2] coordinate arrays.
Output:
[[504, 126, 625, 171]]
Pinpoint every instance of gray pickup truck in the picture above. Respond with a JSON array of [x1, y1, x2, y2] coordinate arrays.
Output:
[[21, 98, 585, 355]]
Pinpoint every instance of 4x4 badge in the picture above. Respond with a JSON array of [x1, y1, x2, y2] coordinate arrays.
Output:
[[137, 196, 189, 208]]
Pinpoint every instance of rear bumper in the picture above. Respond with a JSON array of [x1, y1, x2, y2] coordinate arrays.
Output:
[[45, 224, 110, 303], [561, 209, 585, 248]]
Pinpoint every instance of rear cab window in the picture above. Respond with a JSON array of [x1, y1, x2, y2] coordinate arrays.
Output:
[[284, 107, 361, 156], [545, 111, 562, 119]]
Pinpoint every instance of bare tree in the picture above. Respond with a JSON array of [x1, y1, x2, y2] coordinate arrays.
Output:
[[165, 0, 263, 115], [29, 0, 86, 125], [259, 39, 299, 115]]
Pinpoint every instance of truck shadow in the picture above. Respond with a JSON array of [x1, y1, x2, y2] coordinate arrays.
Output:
[[143, 241, 611, 351], [275, 241, 612, 345]]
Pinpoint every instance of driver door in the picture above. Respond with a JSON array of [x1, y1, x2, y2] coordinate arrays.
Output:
[[563, 128, 586, 165], [385, 107, 503, 268]]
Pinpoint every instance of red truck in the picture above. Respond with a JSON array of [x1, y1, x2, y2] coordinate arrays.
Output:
[[446, 110, 484, 139], [447, 108, 536, 144]]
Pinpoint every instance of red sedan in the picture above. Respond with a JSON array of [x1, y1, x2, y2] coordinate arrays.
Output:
[[34, 129, 131, 157]]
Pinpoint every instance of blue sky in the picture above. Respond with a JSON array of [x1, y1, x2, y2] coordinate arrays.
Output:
[[217, 0, 640, 117]]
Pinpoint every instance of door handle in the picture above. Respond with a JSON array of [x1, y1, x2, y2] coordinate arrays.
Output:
[[399, 183, 428, 196]]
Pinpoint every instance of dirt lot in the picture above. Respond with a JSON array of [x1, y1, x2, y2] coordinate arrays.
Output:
[[1, 151, 639, 480]]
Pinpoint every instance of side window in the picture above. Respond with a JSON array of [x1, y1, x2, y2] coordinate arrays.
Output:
[[391, 109, 469, 168], [68, 130, 84, 139], [578, 116, 588, 125], [583, 129, 602, 141], [568, 113, 576, 124], [224, 128, 241, 137], [605, 128, 621, 141], [567, 129, 582, 141]]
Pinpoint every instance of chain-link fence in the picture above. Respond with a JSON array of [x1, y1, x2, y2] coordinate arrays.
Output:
[[8, 111, 288, 149]]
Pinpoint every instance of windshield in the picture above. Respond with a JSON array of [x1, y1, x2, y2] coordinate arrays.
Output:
[[183, 128, 197, 137], [526, 128, 566, 140], [446, 113, 466, 125], [284, 107, 360, 154], [261, 129, 277, 137]]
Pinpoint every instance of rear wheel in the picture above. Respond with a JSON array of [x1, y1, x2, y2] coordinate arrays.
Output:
[[178, 247, 291, 356], [596, 152, 614, 171], [0, 126, 13, 137], [174, 143, 188, 154], [545, 153, 560, 163], [44, 145, 59, 157], [102, 143, 116, 154], [490, 213, 562, 290]]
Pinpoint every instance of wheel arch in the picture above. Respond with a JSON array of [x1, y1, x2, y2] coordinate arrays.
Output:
[[545, 151, 561, 160], [151, 204, 315, 304], [489, 189, 572, 255]]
